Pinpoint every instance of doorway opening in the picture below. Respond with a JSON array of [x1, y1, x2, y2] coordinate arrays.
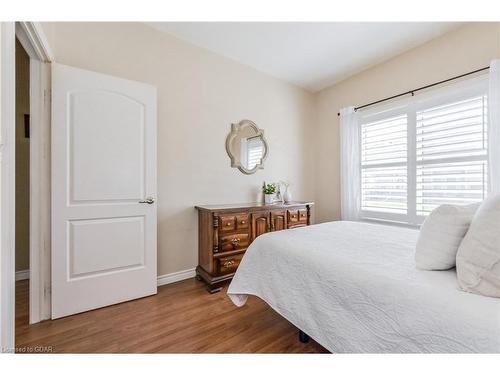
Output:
[[14, 37, 31, 330]]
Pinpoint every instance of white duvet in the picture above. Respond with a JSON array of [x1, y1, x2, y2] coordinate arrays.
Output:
[[227, 221, 500, 353]]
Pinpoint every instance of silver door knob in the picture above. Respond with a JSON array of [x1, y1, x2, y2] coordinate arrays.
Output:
[[139, 197, 155, 204]]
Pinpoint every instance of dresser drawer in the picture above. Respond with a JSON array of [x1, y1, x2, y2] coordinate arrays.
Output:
[[216, 253, 244, 275], [220, 215, 236, 232], [298, 209, 308, 223], [220, 233, 249, 252], [220, 213, 249, 232], [236, 214, 249, 230], [288, 208, 308, 226], [287, 209, 299, 223]]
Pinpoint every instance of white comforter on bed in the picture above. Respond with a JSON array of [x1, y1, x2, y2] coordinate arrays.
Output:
[[227, 221, 500, 353]]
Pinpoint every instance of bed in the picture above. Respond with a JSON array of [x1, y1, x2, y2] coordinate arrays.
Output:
[[227, 221, 500, 353]]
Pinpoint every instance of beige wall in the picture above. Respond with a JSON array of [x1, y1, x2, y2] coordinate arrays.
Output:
[[15, 38, 30, 272], [41, 22, 316, 276], [314, 22, 500, 223]]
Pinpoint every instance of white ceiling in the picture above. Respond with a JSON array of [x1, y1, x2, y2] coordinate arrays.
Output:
[[148, 22, 462, 92]]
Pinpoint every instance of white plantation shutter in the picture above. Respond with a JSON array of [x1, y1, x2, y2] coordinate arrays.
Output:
[[358, 75, 489, 225], [416, 96, 488, 215], [361, 114, 408, 217]]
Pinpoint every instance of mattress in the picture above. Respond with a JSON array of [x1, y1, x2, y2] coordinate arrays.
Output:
[[227, 221, 500, 353]]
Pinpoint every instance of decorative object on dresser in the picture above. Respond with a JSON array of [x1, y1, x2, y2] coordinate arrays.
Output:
[[225, 119, 268, 175], [279, 181, 292, 203], [195, 201, 314, 293], [263, 182, 277, 204]]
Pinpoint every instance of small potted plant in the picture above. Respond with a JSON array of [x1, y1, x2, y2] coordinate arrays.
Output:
[[263, 183, 277, 205]]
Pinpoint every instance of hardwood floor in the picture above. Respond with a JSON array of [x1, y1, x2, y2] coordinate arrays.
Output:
[[15, 278, 328, 353]]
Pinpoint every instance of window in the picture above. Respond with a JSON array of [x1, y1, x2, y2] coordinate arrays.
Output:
[[360, 77, 488, 225]]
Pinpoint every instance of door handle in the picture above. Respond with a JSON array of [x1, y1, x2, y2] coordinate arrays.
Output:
[[139, 197, 155, 204]]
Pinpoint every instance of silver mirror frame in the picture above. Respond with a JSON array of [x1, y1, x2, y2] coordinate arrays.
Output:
[[225, 119, 269, 175]]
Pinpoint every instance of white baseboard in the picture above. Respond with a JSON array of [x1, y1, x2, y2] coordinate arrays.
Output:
[[17, 268, 194, 286], [15, 269, 30, 281], [157, 268, 196, 287]]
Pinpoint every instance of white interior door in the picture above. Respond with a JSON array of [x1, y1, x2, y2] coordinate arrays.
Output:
[[51, 63, 157, 319]]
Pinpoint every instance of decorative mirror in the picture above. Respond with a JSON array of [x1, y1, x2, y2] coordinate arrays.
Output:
[[226, 119, 268, 175]]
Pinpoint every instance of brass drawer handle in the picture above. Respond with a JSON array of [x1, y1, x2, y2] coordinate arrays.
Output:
[[226, 222, 232, 226], [292, 215, 296, 218], [240, 220, 246, 224], [223, 260, 235, 268], [230, 238, 241, 248]]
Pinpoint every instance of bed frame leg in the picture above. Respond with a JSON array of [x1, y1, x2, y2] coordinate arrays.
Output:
[[299, 330, 310, 343]]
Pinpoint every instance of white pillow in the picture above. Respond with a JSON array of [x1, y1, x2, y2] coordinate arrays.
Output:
[[456, 194, 500, 298], [415, 203, 479, 270]]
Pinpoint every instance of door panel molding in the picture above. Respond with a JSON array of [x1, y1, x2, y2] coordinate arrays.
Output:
[[68, 215, 146, 279], [68, 89, 146, 204]]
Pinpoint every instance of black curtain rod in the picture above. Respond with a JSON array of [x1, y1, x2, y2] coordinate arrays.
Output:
[[336, 66, 490, 116]]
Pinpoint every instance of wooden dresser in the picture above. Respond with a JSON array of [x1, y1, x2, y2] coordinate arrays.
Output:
[[195, 201, 314, 293]]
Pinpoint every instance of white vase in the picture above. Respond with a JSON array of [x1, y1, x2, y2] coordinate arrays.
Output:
[[283, 189, 292, 203], [264, 194, 274, 204]]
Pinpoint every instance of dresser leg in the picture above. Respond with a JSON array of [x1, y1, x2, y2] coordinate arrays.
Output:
[[196, 266, 234, 294], [299, 330, 310, 343], [207, 285, 223, 294]]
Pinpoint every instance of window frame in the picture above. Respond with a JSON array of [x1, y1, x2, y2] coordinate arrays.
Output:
[[358, 75, 489, 226]]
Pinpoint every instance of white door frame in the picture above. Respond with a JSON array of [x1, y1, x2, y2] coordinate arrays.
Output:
[[15, 22, 54, 324], [1, 21, 16, 353], [0, 21, 52, 352]]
